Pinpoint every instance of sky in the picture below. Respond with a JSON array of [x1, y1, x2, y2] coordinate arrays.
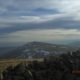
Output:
[[0, 0, 80, 46]]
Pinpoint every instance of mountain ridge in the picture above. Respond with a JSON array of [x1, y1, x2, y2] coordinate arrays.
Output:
[[0, 42, 78, 59]]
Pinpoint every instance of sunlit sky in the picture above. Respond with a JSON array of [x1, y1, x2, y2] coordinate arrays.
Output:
[[0, 0, 80, 46]]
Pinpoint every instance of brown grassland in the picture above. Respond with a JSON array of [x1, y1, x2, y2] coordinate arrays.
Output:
[[0, 59, 43, 73]]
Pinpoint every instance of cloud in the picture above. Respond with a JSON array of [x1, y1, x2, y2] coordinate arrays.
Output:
[[1, 29, 80, 46], [0, 0, 80, 27], [0, 14, 65, 24], [1, 14, 80, 35], [0, 0, 80, 18], [0, 0, 80, 46], [0, 0, 59, 16]]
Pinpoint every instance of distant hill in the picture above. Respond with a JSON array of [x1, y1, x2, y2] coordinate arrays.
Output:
[[0, 42, 78, 59]]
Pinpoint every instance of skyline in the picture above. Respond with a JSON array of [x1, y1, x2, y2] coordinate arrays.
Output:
[[0, 0, 80, 46]]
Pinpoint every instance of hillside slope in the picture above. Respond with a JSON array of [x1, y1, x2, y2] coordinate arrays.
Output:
[[0, 42, 78, 59]]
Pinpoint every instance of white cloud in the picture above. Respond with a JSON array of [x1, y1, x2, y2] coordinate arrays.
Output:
[[0, 14, 65, 26], [55, 0, 80, 20]]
